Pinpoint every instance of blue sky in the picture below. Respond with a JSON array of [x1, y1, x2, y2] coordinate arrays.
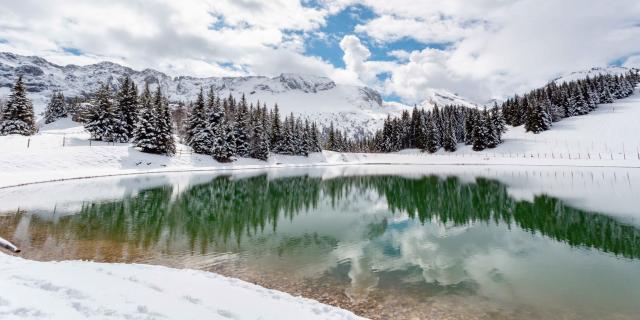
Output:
[[1, 0, 639, 103]]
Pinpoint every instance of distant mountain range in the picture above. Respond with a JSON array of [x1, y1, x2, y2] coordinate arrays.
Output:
[[0, 52, 483, 137]]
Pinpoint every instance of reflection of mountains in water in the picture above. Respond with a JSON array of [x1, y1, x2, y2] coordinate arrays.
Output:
[[12, 174, 640, 259]]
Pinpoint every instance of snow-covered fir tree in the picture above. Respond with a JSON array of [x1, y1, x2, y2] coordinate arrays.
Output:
[[442, 120, 457, 152], [133, 84, 158, 152], [44, 92, 67, 124], [249, 107, 270, 161], [472, 110, 489, 151], [325, 122, 338, 151], [525, 97, 551, 134], [152, 87, 176, 155], [270, 104, 283, 152], [211, 118, 236, 163], [0, 76, 36, 136], [309, 122, 322, 153], [234, 94, 250, 157], [185, 88, 211, 154], [423, 114, 440, 153], [85, 84, 118, 141], [116, 76, 139, 139]]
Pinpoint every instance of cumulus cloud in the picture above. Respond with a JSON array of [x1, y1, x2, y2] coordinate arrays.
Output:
[[1, 0, 639, 104], [354, 14, 482, 44], [324, 0, 640, 103], [0, 0, 334, 78]]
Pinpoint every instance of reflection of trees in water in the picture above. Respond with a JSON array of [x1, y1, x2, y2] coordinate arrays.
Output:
[[35, 174, 640, 259], [377, 176, 640, 259]]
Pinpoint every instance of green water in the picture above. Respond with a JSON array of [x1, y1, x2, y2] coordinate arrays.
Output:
[[1, 172, 639, 319]]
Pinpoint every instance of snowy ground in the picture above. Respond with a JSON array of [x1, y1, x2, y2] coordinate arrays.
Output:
[[1, 86, 640, 188], [0, 253, 362, 320]]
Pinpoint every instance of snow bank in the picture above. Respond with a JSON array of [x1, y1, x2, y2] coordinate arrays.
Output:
[[0, 253, 363, 320]]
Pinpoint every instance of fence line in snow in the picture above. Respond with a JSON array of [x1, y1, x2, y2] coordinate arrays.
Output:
[[11, 136, 640, 161]]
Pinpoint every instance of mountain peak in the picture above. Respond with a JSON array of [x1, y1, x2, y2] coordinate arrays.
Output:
[[418, 88, 478, 109]]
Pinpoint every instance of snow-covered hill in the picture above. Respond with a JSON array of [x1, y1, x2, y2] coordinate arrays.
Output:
[[551, 66, 633, 84], [418, 88, 478, 109], [0, 52, 417, 137]]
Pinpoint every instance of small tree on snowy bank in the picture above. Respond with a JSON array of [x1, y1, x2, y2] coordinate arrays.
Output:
[[44, 92, 67, 124], [0, 76, 36, 136]]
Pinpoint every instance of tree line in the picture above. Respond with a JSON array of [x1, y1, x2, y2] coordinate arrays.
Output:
[[2, 69, 638, 159], [183, 87, 322, 162], [325, 104, 506, 153], [501, 70, 640, 133]]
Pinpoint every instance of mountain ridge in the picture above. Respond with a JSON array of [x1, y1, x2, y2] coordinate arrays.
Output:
[[0, 52, 475, 136]]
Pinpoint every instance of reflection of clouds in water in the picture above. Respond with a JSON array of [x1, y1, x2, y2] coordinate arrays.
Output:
[[382, 221, 475, 286], [341, 216, 640, 315]]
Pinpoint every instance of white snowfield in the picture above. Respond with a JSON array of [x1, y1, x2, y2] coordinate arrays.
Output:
[[1, 85, 640, 188], [0, 253, 363, 320]]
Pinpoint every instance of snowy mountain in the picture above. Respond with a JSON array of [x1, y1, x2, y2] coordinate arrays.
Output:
[[0, 52, 415, 137], [418, 88, 478, 110]]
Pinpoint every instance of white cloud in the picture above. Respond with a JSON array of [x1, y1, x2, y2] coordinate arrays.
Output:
[[328, 0, 640, 103], [0, 0, 335, 79], [355, 14, 481, 44], [1, 0, 639, 104]]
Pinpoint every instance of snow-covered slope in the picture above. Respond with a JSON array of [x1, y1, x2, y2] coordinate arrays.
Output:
[[0, 52, 410, 137], [551, 66, 633, 84], [418, 88, 478, 109], [0, 253, 363, 320]]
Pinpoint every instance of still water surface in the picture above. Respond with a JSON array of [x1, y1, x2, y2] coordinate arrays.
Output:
[[1, 167, 639, 320]]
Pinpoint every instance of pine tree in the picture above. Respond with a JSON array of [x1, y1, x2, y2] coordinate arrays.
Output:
[[424, 114, 439, 153], [44, 92, 67, 124], [270, 104, 282, 150], [185, 88, 211, 154], [415, 112, 426, 149], [601, 84, 614, 104], [490, 105, 505, 145], [310, 122, 322, 152], [212, 119, 236, 163], [133, 84, 158, 152], [485, 108, 499, 149], [85, 84, 117, 141], [277, 114, 296, 155], [463, 111, 475, 145], [472, 110, 488, 151], [153, 87, 176, 155], [249, 108, 270, 161], [443, 120, 457, 152], [116, 76, 138, 138], [0, 76, 36, 136], [525, 98, 551, 134], [326, 122, 337, 151], [234, 97, 250, 157]]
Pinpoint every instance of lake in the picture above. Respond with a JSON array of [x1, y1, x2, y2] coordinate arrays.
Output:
[[1, 166, 639, 320]]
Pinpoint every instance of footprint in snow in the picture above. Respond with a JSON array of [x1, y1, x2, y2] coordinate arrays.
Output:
[[216, 309, 236, 319]]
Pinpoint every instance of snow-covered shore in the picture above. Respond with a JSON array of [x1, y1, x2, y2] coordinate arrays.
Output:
[[0, 253, 363, 320]]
